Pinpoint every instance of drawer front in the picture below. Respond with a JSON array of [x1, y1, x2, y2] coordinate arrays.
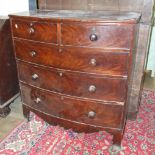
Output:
[[21, 83, 124, 128], [18, 62, 62, 93], [11, 19, 57, 43], [61, 24, 134, 48], [18, 62, 127, 102], [14, 39, 129, 76]]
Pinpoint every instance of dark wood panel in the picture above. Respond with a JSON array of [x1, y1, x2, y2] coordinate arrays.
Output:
[[18, 61, 127, 102], [0, 19, 19, 105], [61, 0, 88, 10], [46, 0, 62, 9], [21, 83, 124, 128], [87, 0, 120, 11], [141, 0, 154, 24], [127, 24, 151, 116], [11, 19, 57, 43], [61, 23, 134, 48], [0, 18, 19, 117], [14, 39, 129, 76], [37, 0, 154, 23]]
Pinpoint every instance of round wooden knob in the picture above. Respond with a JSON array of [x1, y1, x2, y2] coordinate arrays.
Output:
[[88, 85, 96, 93], [89, 34, 98, 41], [30, 51, 37, 57], [89, 58, 97, 66], [34, 97, 41, 104], [88, 111, 96, 118], [28, 27, 35, 34], [32, 74, 39, 80]]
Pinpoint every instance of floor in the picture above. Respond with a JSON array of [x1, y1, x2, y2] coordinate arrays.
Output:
[[0, 97, 24, 140], [143, 70, 155, 91], [0, 71, 155, 140]]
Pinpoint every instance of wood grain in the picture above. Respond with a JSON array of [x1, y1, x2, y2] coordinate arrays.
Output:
[[18, 61, 127, 102], [12, 19, 57, 43], [61, 23, 134, 48], [37, 0, 154, 23], [14, 39, 129, 76], [21, 83, 124, 128]]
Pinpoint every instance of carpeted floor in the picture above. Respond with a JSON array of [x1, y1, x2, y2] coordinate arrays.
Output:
[[0, 90, 155, 155]]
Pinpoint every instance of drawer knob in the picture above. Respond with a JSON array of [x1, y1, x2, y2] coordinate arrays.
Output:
[[58, 72, 63, 77], [32, 74, 39, 80], [90, 58, 97, 66], [88, 85, 96, 93], [59, 48, 63, 53], [89, 34, 98, 41], [28, 27, 35, 34], [30, 51, 37, 57], [14, 24, 18, 29], [88, 111, 96, 118], [34, 97, 41, 104]]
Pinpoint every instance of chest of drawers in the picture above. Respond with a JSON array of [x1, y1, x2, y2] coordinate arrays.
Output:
[[9, 10, 141, 145]]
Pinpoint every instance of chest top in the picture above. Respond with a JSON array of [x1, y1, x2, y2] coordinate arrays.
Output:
[[9, 10, 141, 23]]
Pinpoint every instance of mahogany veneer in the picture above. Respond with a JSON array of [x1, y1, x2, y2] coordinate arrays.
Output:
[[9, 10, 141, 145]]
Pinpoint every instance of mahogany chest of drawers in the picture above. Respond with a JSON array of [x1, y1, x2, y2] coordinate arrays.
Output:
[[9, 10, 141, 145]]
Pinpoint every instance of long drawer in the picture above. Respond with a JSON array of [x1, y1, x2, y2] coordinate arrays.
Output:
[[61, 23, 134, 48], [11, 19, 57, 43], [14, 39, 129, 76], [18, 61, 127, 102], [21, 83, 124, 128]]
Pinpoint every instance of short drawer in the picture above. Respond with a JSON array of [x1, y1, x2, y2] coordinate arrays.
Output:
[[14, 39, 129, 76], [21, 83, 124, 128], [61, 23, 134, 48], [18, 62, 127, 102], [11, 19, 57, 43]]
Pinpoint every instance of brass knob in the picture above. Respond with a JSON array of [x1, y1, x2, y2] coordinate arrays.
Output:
[[28, 27, 35, 34], [30, 51, 37, 57], [34, 97, 41, 104], [89, 34, 98, 41], [88, 85, 96, 93], [89, 58, 97, 66], [15, 24, 18, 29], [88, 111, 96, 118], [32, 74, 39, 80], [58, 72, 63, 77]]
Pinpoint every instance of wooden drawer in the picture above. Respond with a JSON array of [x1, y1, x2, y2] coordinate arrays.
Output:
[[21, 83, 124, 128], [14, 39, 129, 76], [18, 62, 127, 102], [11, 19, 57, 43], [61, 23, 134, 48]]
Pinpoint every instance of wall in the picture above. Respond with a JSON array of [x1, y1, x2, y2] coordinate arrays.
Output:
[[146, 10, 155, 77], [147, 27, 155, 77], [0, 0, 29, 16]]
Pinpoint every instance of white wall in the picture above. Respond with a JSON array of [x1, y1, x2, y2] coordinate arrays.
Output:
[[147, 27, 155, 77], [0, 0, 29, 16]]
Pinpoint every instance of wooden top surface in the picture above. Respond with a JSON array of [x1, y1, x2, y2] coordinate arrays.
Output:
[[9, 10, 141, 23]]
